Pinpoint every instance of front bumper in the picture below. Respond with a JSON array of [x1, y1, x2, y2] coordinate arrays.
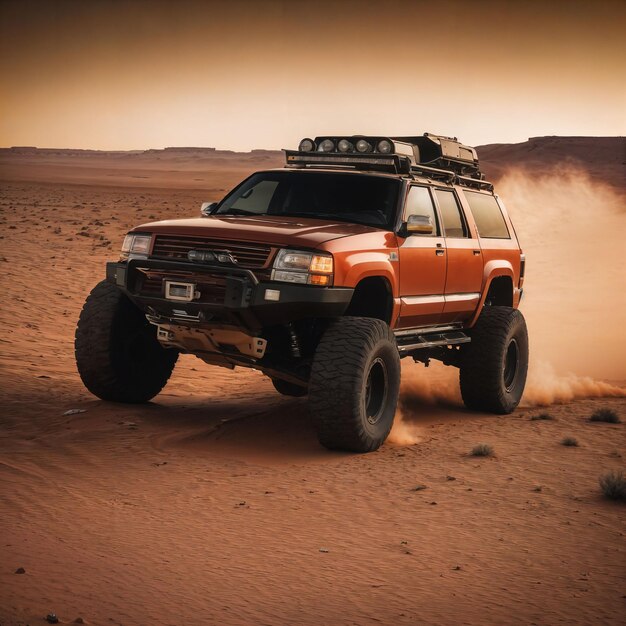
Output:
[[106, 259, 354, 331]]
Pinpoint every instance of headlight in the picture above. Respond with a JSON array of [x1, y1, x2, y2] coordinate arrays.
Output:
[[299, 138, 315, 152], [121, 234, 133, 254], [120, 233, 152, 259], [317, 139, 335, 153], [272, 249, 333, 286], [377, 139, 394, 154], [356, 139, 373, 153], [337, 139, 354, 153]]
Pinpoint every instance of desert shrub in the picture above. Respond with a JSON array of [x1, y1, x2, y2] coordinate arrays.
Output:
[[561, 436, 578, 447], [589, 409, 621, 424], [599, 471, 626, 501], [470, 443, 493, 457], [530, 413, 554, 421]]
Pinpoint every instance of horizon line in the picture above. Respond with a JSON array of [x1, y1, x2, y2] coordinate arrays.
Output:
[[1, 135, 624, 154]]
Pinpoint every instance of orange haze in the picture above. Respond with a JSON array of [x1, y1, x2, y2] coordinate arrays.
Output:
[[1, 0, 625, 151]]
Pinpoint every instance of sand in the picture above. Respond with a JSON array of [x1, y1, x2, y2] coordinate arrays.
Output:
[[0, 140, 625, 626]]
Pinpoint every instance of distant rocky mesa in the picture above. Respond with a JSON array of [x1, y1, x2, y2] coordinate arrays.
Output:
[[477, 136, 625, 191]]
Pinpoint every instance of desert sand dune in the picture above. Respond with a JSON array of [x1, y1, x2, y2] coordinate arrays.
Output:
[[0, 139, 624, 626]]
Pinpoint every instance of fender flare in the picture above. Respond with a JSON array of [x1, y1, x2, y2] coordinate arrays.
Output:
[[343, 258, 399, 322], [468, 261, 515, 327], [343, 255, 398, 294]]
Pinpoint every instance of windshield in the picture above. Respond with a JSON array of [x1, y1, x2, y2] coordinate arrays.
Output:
[[215, 171, 401, 229]]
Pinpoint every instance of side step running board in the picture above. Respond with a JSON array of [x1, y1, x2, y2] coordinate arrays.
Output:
[[395, 330, 470, 354]]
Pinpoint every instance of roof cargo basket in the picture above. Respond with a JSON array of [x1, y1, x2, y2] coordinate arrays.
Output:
[[392, 133, 480, 177]]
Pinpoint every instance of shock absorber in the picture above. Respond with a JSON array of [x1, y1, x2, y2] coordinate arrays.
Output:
[[286, 322, 301, 358]]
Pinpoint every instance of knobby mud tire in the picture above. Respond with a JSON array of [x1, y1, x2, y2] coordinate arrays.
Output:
[[75, 280, 178, 403], [309, 317, 400, 452], [459, 306, 529, 414]]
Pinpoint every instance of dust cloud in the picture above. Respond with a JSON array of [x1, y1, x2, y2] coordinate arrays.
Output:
[[523, 360, 625, 405], [389, 362, 461, 444], [499, 166, 626, 381], [391, 167, 626, 443]]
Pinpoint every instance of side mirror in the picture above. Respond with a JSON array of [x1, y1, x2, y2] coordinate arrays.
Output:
[[405, 214, 434, 235], [200, 201, 218, 217]]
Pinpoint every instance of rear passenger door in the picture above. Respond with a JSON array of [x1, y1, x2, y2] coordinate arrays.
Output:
[[462, 189, 521, 299], [433, 188, 484, 323]]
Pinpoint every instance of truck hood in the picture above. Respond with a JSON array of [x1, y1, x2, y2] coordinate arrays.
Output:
[[132, 215, 385, 247]]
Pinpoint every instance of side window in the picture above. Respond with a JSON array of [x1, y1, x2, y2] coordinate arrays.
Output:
[[404, 186, 439, 236], [464, 191, 510, 238], [434, 189, 468, 238], [229, 180, 279, 214]]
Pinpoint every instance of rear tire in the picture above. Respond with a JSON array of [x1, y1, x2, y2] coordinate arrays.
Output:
[[459, 306, 528, 414], [75, 280, 178, 403], [309, 317, 400, 452], [271, 377, 307, 397]]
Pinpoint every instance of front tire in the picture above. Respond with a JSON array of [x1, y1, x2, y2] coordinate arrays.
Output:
[[309, 317, 400, 452], [75, 280, 178, 403], [459, 306, 529, 414]]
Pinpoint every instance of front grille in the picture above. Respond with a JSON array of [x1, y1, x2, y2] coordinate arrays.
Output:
[[151, 235, 273, 268]]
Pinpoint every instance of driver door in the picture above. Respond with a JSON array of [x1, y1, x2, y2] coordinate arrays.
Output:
[[396, 185, 447, 328]]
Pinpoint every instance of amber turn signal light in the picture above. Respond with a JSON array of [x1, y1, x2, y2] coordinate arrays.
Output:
[[310, 255, 333, 274], [309, 274, 331, 286]]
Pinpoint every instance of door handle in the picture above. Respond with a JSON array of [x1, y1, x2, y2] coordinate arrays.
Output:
[[473, 250, 481, 255], [436, 249, 445, 256]]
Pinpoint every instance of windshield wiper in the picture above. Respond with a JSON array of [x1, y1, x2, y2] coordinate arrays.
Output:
[[279, 212, 352, 222], [220, 208, 258, 216]]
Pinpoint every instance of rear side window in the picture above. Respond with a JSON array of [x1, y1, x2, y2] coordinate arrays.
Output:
[[464, 191, 510, 239], [434, 189, 467, 238], [404, 186, 439, 235]]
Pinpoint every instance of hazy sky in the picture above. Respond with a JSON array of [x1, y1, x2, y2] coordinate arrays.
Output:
[[1, 0, 624, 150]]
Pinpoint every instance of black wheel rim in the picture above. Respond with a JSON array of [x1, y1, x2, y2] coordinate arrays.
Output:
[[365, 357, 388, 425], [503, 338, 519, 391]]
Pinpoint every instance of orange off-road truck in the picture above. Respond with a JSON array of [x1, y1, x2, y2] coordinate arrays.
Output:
[[75, 133, 528, 452]]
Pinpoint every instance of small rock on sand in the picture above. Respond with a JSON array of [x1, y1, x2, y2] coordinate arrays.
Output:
[[63, 409, 86, 416], [46, 614, 59, 624], [15, 566, 25, 574]]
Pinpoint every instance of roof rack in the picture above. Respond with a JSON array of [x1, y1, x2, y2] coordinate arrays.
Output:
[[283, 133, 494, 190], [409, 163, 494, 191]]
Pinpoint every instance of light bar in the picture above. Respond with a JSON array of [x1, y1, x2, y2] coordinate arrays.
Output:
[[288, 154, 396, 166], [285, 150, 411, 174]]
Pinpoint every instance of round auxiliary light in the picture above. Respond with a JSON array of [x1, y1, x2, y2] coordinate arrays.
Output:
[[317, 139, 336, 152], [298, 138, 315, 152], [356, 139, 373, 153], [337, 139, 354, 153], [377, 139, 394, 154]]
